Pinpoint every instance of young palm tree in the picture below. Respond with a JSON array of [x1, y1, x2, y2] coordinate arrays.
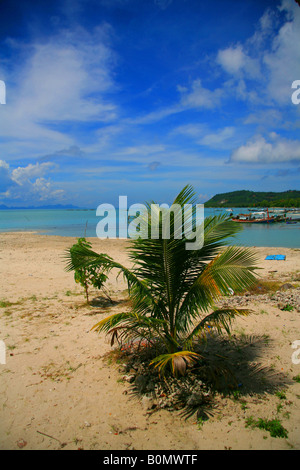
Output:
[[65, 185, 258, 376]]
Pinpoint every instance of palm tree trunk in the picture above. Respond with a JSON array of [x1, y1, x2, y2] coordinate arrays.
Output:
[[84, 282, 89, 303]]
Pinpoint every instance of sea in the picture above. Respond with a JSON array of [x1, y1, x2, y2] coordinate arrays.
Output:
[[0, 207, 299, 248]]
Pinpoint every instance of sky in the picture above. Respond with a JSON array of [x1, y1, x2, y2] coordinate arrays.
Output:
[[0, 0, 300, 208]]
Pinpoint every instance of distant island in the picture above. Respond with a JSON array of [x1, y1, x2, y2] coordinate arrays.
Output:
[[204, 190, 300, 208], [0, 204, 82, 210]]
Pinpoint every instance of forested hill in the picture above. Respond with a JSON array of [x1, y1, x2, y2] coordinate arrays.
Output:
[[204, 190, 300, 208]]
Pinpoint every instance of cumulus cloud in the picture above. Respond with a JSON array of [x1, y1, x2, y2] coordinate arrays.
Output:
[[0, 160, 65, 203], [31, 178, 65, 201], [179, 79, 223, 109], [11, 162, 54, 185], [216, 46, 261, 105], [217, 45, 245, 74], [230, 135, 300, 164]]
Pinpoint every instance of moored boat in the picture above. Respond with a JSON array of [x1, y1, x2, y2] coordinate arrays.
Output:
[[285, 211, 300, 222], [231, 209, 275, 223]]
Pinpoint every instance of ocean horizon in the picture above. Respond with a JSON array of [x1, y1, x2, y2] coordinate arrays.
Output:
[[0, 207, 299, 248]]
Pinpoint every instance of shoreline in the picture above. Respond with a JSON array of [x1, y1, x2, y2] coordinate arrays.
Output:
[[0, 228, 299, 248], [0, 231, 300, 450]]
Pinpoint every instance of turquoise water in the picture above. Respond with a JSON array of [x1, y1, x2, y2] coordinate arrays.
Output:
[[0, 207, 299, 248]]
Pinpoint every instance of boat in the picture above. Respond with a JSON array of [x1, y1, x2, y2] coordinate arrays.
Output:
[[268, 209, 288, 223], [285, 211, 300, 222], [231, 209, 275, 224]]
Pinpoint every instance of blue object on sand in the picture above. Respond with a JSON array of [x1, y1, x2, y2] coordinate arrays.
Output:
[[265, 255, 286, 260]]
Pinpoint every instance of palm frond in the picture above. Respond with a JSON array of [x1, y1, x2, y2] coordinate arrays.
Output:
[[91, 311, 174, 349], [150, 351, 201, 377], [176, 245, 258, 332], [185, 307, 252, 344]]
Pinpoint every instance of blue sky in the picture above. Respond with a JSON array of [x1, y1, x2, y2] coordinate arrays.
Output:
[[0, 0, 300, 207]]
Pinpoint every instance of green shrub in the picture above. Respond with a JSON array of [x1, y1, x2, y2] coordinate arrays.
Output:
[[246, 416, 288, 438], [70, 237, 112, 304]]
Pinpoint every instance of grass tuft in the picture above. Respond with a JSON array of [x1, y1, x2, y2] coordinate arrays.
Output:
[[245, 416, 288, 438]]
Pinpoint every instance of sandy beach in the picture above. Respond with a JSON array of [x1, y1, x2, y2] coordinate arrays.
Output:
[[0, 231, 300, 450]]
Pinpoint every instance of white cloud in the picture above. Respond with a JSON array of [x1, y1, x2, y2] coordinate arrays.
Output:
[[128, 104, 183, 124], [179, 79, 223, 109], [0, 160, 12, 192], [173, 123, 206, 138], [199, 127, 236, 148], [174, 123, 236, 148], [25, 28, 116, 120], [11, 162, 54, 185], [259, 9, 275, 33], [247, 8, 277, 50], [0, 25, 118, 155], [216, 45, 246, 75], [214, 0, 300, 107], [244, 109, 283, 126], [230, 78, 260, 103], [131, 79, 224, 125], [127, 1, 300, 127], [216, 45, 260, 79], [0, 160, 9, 171], [263, 1, 300, 105], [108, 143, 167, 164], [230, 135, 300, 163], [32, 178, 65, 201]]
